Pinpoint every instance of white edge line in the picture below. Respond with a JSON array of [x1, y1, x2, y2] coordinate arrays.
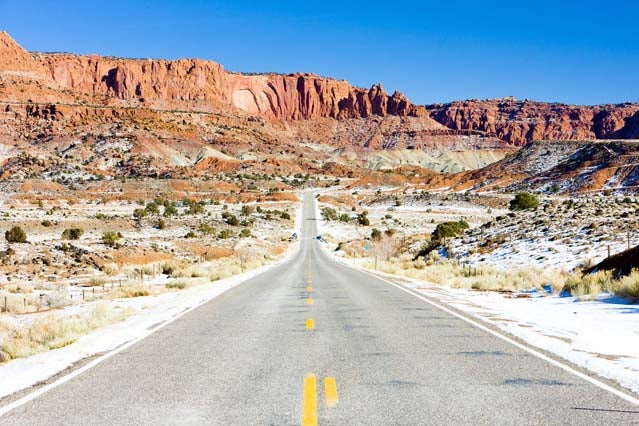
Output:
[[346, 262, 639, 407], [0, 251, 299, 418]]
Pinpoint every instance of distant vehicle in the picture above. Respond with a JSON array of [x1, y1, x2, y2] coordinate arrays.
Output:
[[315, 235, 327, 243], [289, 232, 298, 241]]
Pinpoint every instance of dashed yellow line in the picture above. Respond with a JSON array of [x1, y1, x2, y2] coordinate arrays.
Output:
[[302, 375, 318, 426], [306, 318, 315, 330], [324, 377, 338, 407], [306, 297, 314, 305], [307, 286, 313, 292]]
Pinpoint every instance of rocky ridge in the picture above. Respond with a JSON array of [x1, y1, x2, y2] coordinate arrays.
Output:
[[428, 99, 639, 146]]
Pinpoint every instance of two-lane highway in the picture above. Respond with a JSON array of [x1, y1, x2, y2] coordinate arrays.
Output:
[[2, 192, 638, 425]]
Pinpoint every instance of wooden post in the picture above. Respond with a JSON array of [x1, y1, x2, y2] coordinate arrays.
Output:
[[3, 296, 6, 313], [608, 245, 611, 259], [375, 255, 378, 270], [82, 289, 85, 300]]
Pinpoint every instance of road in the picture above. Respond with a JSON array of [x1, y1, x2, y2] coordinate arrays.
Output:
[[2, 192, 638, 425]]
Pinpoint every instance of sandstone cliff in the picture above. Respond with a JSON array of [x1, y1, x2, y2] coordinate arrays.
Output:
[[428, 99, 639, 146]]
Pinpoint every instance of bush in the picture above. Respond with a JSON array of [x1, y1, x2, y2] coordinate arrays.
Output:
[[241, 205, 254, 216], [339, 213, 351, 223], [133, 208, 147, 220], [432, 220, 469, 242], [5, 226, 26, 243], [239, 228, 252, 238], [321, 207, 338, 221], [280, 211, 291, 220], [199, 223, 215, 235], [509, 192, 539, 211], [156, 218, 167, 230], [218, 229, 235, 239], [163, 202, 178, 217], [41, 220, 52, 227], [184, 231, 197, 239], [225, 214, 240, 226], [371, 228, 382, 241], [102, 231, 122, 247], [357, 212, 370, 226], [62, 228, 84, 240]]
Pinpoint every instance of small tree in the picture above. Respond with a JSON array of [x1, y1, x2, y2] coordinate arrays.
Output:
[[5, 226, 26, 243], [509, 192, 539, 211]]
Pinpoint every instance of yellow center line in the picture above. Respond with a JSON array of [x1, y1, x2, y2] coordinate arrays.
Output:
[[307, 286, 313, 292], [307, 279, 312, 283], [302, 375, 318, 426], [306, 318, 315, 329], [306, 297, 314, 305], [324, 377, 339, 407]]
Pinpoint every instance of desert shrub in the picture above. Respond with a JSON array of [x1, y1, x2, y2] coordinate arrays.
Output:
[[133, 208, 147, 220], [102, 231, 122, 247], [280, 211, 291, 220], [161, 263, 176, 276], [5, 226, 26, 243], [218, 229, 235, 239], [614, 270, 639, 301], [163, 202, 178, 217], [145, 201, 160, 215], [166, 280, 188, 290], [184, 231, 197, 239], [357, 211, 370, 226], [41, 220, 52, 227], [321, 207, 338, 221], [339, 213, 350, 223], [156, 218, 167, 230], [509, 192, 539, 211], [183, 199, 204, 215], [62, 228, 84, 240], [432, 220, 469, 242], [241, 205, 254, 216], [199, 223, 215, 235], [239, 228, 252, 238], [224, 213, 239, 226], [371, 228, 382, 241]]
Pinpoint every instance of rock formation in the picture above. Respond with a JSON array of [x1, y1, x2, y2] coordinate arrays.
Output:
[[428, 99, 639, 146]]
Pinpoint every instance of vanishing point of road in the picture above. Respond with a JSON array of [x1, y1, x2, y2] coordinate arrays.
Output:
[[2, 192, 638, 425]]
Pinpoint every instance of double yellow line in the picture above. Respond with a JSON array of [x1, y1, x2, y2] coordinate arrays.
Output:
[[302, 374, 339, 426]]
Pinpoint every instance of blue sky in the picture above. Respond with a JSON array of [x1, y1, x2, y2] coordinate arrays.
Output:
[[2, 0, 638, 105]]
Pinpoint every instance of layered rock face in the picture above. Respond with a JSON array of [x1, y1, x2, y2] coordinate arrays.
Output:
[[428, 99, 639, 146], [29, 40, 424, 120]]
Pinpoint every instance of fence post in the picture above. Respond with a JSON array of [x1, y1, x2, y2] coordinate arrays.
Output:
[[82, 289, 85, 301], [3, 296, 6, 313]]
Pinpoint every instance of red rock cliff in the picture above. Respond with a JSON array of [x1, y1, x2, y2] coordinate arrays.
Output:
[[428, 99, 639, 146]]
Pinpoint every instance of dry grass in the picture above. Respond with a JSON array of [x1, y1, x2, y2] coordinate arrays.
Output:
[[367, 256, 639, 302], [109, 285, 152, 299], [0, 304, 129, 362], [365, 257, 567, 292]]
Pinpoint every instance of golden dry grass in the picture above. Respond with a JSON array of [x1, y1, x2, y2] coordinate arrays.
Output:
[[0, 304, 130, 362]]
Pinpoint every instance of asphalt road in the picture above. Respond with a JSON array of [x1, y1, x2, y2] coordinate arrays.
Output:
[[2, 192, 638, 425]]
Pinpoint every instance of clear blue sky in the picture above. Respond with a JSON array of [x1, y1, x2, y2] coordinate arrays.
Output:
[[3, 0, 638, 105]]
